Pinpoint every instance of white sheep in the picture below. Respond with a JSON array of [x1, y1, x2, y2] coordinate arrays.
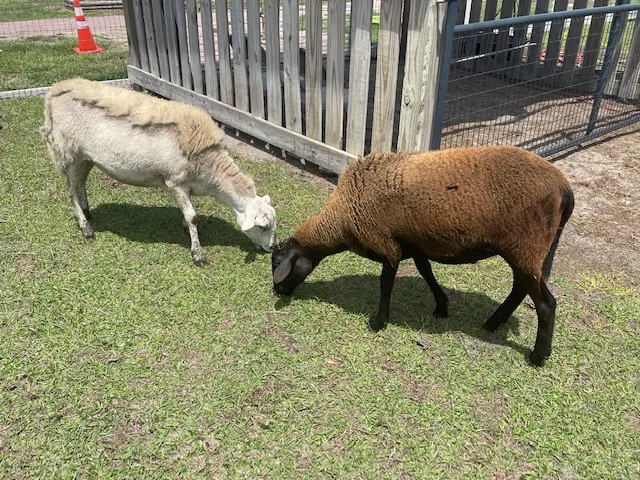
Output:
[[42, 78, 276, 266]]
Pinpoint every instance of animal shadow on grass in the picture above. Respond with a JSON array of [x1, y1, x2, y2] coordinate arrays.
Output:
[[89, 203, 260, 261], [276, 274, 531, 358]]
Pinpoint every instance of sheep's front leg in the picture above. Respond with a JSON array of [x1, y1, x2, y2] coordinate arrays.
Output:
[[168, 185, 207, 267], [369, 260, 398, 332]]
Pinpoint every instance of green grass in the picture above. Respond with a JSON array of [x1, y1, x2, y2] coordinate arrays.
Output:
[[0, 0, 69, 21], [0, 36, 127, 91], [1, 96, 639, 478]]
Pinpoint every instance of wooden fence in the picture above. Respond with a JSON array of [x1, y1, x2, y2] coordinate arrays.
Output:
[[122, 0, 450, 174]]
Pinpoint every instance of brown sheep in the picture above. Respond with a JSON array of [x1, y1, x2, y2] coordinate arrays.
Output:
[[271, 146, 574, 367]]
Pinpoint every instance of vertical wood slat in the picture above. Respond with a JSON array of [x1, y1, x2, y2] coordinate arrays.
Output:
[[325, 0, 346, 148], [122, 0, 141, 68], [370, 0, 402, 153], [604, 0, 631, 95], [508, 0, 532, 70], [305, 0, 323, 141], [397, 1, 429, 150], [283, 0, 302, 133], [345, 0, 373, 155], [525, 0, 550, 78], [132, 0, 150, 71], [542, 0, 569, 78], [493, 0, 515, 68], [455, 0, 467, 25], [558, 0, 588, 87], [173, 0, 191, 88], [247, 0, 266, 117], [162, 0, 180, 83], [265, 0, 283, 125], [230, 0, 250, 111], [215, 0, 234, 105], [152, 0, 170, 79], [185, 0, 203, 93], [619, 13, 640, 100], [462, 0, 483, 58], [141, 0, 160, 75], [418, 0, 448, 150], [580, 0, 611, 92], [200, 0, 219, 98], [476, 0, 498, 72]]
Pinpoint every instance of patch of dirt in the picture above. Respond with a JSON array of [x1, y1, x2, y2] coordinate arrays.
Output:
[[101, 177, 128, 189], [551, 126, 640, 285]]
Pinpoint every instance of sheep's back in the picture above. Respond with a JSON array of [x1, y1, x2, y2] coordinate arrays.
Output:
[[336, 147, 571, 261]]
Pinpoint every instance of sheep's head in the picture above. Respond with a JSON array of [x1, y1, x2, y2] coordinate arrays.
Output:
[[271, 238, 318, 296], [239, 195, 277, 252]]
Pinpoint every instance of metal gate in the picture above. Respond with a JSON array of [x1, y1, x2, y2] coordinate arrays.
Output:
[[432, 2, 640, 157]]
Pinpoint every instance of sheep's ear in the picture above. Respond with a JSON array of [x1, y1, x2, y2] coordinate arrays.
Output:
[[273, 259, 293, 284], [262, 195, 271, 205], [240, 217, 254, 231]]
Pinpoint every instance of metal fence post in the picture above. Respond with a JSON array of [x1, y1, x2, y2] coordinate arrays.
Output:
[[430, 0, 458, 150], [586, 4, 625, 134]]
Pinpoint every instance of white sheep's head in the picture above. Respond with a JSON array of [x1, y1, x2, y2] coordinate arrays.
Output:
[[238, 194, 277, 252]]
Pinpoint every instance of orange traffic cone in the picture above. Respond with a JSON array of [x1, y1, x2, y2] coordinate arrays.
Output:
[[73, 0, 103, 54]]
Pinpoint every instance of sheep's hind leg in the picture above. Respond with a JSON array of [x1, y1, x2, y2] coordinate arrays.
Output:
[[483, 268, 528, 332], [66, 162, 94, 239], [369, 260, 398, 332], [526, 277, 556, 367], [168, 184, 207, 267], [413, 255, 449, 317]]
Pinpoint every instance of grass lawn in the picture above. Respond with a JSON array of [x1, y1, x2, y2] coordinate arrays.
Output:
[[0, 37, 127, 91], [1, 96, 639, 478]]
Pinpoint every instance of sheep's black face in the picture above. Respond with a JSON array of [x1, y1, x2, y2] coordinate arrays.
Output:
[[271, 238, 317, 296]]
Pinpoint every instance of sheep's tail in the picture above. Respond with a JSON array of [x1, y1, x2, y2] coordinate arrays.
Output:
[[542, 187, 575, 281]]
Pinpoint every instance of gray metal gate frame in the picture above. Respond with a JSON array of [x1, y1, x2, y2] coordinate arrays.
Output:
[[432, 1, 640, 157]]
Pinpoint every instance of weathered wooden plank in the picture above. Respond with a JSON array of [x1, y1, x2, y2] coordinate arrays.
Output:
[[558, 0, 588, 87], [579, 0, 610, 92], [619, 12, 640, 100], [475, 0, 498, 72], [162, 0, 180, 83], [265, 0, 283, 125], [185, 0, 203, 93], [215, 0, 234, 105], [230, 0, 249, 110], [396, 0, 449, 151], [132, 0, 149, 71], [173, 0, 191, 88], [462, 0, 483, 58], [492, 0, 516, 68], [542, 0, 569, 78], [200, 0, 219, 98], [283, 0, 302, 133], [246, 0, 265, 117], [345, 0, 373, 155], [525, 0, 550, 78], [141, 0, 160, 75], [508, 0, 532, 70], [325, 0, 346, 148], [128, 66, 355, 173], [122, 0, 141, 68], [305, 0, 323, 141], [152, 0, 170, 79], [604, 0, 631, 95], [370, 0, 402, 153]]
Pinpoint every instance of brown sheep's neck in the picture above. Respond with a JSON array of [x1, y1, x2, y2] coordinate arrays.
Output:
[[293, 207, 347, 258]]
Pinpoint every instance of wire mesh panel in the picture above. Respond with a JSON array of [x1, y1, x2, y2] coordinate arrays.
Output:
[[0, 0, 129, 97], [440, 4, 640, 157]]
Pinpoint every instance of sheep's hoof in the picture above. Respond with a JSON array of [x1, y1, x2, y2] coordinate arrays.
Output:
[[193, 257, 208, 267], [483, 317, 505, 332], [368, 314, 388, 332], [81, 228, 95, 240], [528, 350, 549, 368], [433, 304, 449, 318]]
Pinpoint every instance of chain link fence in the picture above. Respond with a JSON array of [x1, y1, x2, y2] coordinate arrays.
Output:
[[0, 0, 130, 98]]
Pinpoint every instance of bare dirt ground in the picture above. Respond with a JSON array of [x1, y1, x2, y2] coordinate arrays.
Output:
[[223, 124, 640, 288]]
